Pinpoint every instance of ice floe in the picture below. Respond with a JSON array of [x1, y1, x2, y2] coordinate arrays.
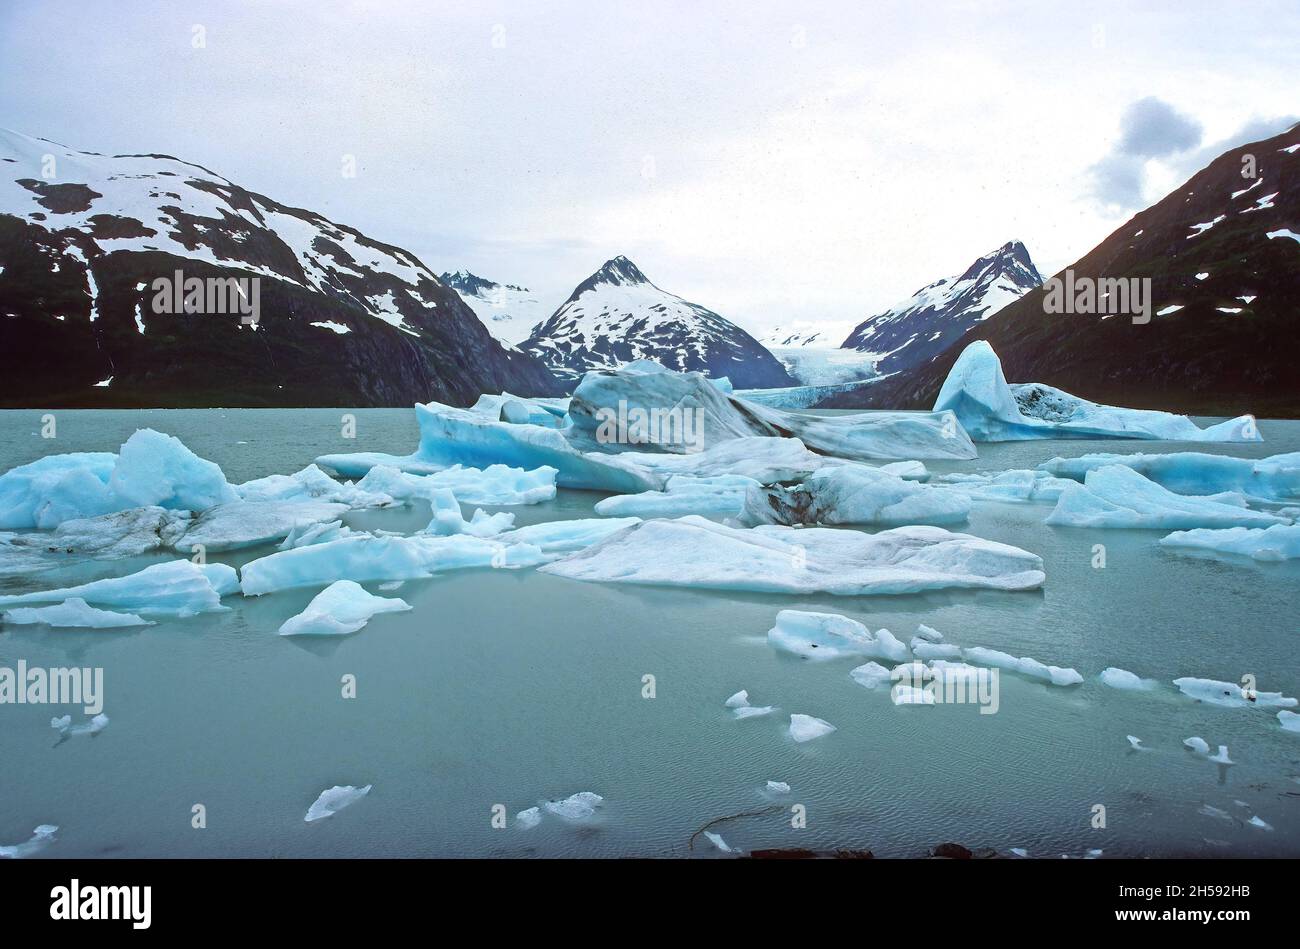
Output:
[[703, 831, 735, 853], [1099, 667, 1157, 691], [789, 713, 836, 742], [1126, 735, 1146, 751], [934, 341, 1260, 443], [1184, 737, 1210, 754], [1207, 746, 1234, 766], [0, 824, 58, 859], [0, 560, 237, 616], [850, 661, 893, 689], [1173, 677, 1297, 709], [768, 610, 910, 662], [51, 713, 109, 736], [357, 463, 556, 507], [278, 580, 411, 636], [178, 499, 351, 552], [304, 784, 371, 822], [542, 791, 603, 822], [962, 646, 1082, 686], [1039, 451, 1300, 503], [515, 807, 542, 829], [3, 597, 152, 628], [1278, 711, 1300, 734], [934, 468, 1074, 504], [724, 690, 750, 708], [594, 475, 756, 520], [740, 465, 970, 527], [766, 781, 791, 794], [539, 516, 1046, 595], [1160, 524, 1300, 561], [1046, 465, 1288, 530]]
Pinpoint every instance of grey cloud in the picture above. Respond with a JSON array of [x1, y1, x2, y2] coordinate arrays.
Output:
[[1116, 97, 1203, 157]]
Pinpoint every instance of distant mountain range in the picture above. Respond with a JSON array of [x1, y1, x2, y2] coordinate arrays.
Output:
[[518, 256, 795, 389], [438, 269, 555, 346], [836, 123, 1300, 416], [840, 240, 1043, 375], [0, 129, 560, 407]]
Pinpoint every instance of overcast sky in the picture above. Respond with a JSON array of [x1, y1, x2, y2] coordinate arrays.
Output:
[[1, 0, 1295, 337]]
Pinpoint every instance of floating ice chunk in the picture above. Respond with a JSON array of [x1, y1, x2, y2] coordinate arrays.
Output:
[[1183, 737, 1211, 754], [237, 464, 389, 507], [304, 784, 371, 822], [51, 713, 108, 736], [963, 646, 1082, 686], [515, 807, 542, 829], [426, 496, 516, 538], [540, 516, 1046, 596], [358, 463, 556, 507], [542, 792, 603, 822], [495, 517, 641, 555], [733, 705, 777, 719], [724, 690, 750, 708], [239, 533, 543, 595], [33, 506, 189, 557], [1279, 711, 1300, 734], [850, 661, 893, 689], [279, 520, 353, 549], [768, 610, 911, 662], [703, 831, 735, 853], [0, 452, 119, 529], [0, 824, 58, 859], [935, 341, 1260, 443], [1099, 667, 1157, 691], [110, 429, 238, 511], [766, 781, 791, 794], [1207, 746, 1234, 766], [789, 713, 836, 742], [891, 684, 936, 706], [911, 640, 962, 661], [1160, 524, 1300, 562], [378, 580, 404, 591], [1009, 847, 1029, 857], [1248, 816, 1273, 831], [278, 580, 412, 636], [0, 560, 236, 615], [1126, 735, 1146, 751], [1198, 804, 1233, 821], [178, 500, 351, 552], [1173, 677, 1297, 709], [934, 468, 1074, 503], [3, 598, 152, 629], [1039, 451, 1300, 503], [594, 475, 757, 520], [621, 437, 849, 485], [740, 465, 970, 528], [1046, 466, 1286, 530], [914, 624, 944, 642]]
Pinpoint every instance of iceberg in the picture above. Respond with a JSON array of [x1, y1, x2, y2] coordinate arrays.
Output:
[[0, 452, 118, 529], [1160, 524, 1300, 561], [177, 500, 351, 552], [789, 713, 836, 742], [962, 646, 1083, 686], [1045, 465, 1288, 530], [515, 807, 542, 829], [765, 781, 791, 794], [1039, 451, 1300, 503], [733, 705, 777, 719], [1183, 737, 1210, 754], [542, 792, 603, 822], [3, 597, 152, 629], [740, 465, 970, 527], [109, 429, 239, 511], [1099, 667, 1157, 691], [278, 580, 412, 636], [849, 661, 893, 689], [356, 463, 557, 507], [911, 640, 962, 661], [14, 506, 189, 558], [934, 469, 1074, 503], [279, 520, 354, 549], [236, 464, 390, 507], [768, 610, 910, 662], [935, 341, 1260, 443], [0, 560, 237, 615], [724, 690, 750, 708], [539, 516, 1045, 596], [304, 784, 371, 822], [594, 475, 757, 520], [1173, 677, 1297, 709], [0, 824, 58, 859], [1279, 710, 1300, 734], [493, 517, 641, 555]]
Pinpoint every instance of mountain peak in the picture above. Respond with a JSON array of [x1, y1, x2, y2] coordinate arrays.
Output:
[[439, 269, 499, 296], [959, 240, 1042, 285], [591, 255, 649, 287]]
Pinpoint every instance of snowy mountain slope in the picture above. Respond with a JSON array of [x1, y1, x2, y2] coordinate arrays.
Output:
[[439, 270, 557, 346], [840, 240, 1043, 375], [0, 128, 560, 407], [519, 256, 795, 389], [851, 123, 1300, 416]]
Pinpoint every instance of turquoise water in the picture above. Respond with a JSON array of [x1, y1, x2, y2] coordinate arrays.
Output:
[[1, 409, 1298, 858]]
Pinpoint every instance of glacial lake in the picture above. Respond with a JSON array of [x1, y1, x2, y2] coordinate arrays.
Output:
[[1, 408, 1298, 858]]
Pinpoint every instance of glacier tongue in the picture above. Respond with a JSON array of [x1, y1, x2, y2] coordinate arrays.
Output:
[[936, 341, 1261, 443]]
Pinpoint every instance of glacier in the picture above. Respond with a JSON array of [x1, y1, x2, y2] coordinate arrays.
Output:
[[1045, 465, 1289, 530], [935, 341, 1260, 443], [538, 515, 1046, 595], [278, 580, 412, 636]]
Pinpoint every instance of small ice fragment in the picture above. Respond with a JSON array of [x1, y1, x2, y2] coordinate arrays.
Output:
[[515, 807, 541, 830], [892, 684, 937, 706], [766, 781, 790, 794], [51, 714, 108, 736], [304, 784, 372, 822], [1198, 804, 1233, 822], [1009, 847, 1029, 857], [1247, 816, 1273, 831], [850, 661, 893, 689], [1183, 737, 1210, 754], [542, 792, 603, 822], [914, 623, 944, 642], [0, 824, 58, 859], [724, 690, 750, 708], [278, 580, 411, 636], [1100, 667, 1156, 691], [703, 831, 734, 853], [733, 705, 776, 719], [789, 713, 836, 742], [1126, 735, 1145, 751], [4, 598, 153, 629], [1279, 710, 1300, 733], [1207, 745, 1234, 766], [378, 581, 405, 591]]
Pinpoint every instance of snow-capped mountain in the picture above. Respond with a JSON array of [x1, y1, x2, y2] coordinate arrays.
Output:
[[0, 128, 560, 407], [439, 270, 557, 346], [840, 241, 1043, 375], [845, 123, 1300, 416], [520, 256, 795, 388]]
